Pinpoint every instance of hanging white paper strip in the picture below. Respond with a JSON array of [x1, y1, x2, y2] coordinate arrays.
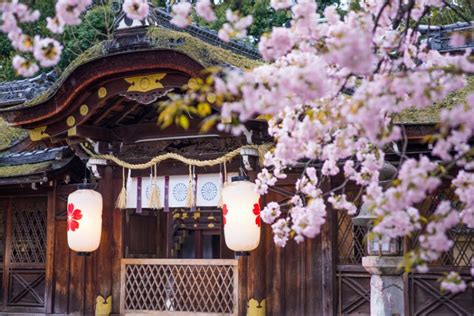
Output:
[[196, 174, 221, 207], [125, 173, 238, 209], [168, 175, 190, 208], [126, 176, 165, 209]]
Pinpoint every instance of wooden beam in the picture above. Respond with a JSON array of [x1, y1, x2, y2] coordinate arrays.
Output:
[[92, 96, 125, 126], [113, 102, 143, 125], [112, 122, 224, 143], [70, 125, 120, 142]]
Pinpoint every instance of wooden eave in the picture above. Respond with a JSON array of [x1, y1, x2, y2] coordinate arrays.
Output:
[[0, 50, 201, 124], [0, 50, 213, 144]]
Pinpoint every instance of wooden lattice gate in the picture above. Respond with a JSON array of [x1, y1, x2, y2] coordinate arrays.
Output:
[[120, 259, 239, 315]]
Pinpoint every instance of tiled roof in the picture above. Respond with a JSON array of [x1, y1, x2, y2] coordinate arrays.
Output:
[[421, 21, 474, 52], [0, 71, 57, 107]]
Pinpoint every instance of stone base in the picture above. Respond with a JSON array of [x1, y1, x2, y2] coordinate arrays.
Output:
[[362, 256, 404, 316], [362, 256, 404, 275]]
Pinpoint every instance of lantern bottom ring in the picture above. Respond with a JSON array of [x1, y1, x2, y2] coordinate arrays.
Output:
[[235, 251, 250, 257], [77, 252, 91, 256]]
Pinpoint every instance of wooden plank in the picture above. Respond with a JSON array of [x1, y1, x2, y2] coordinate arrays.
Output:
[[68, 253, 85, 314], [195, 230, 203, 259], [305, 235, 323, 315], [2, 198, 12, 311], [284, 237, 299, 315], [84, 254, 95, 315], [321, 202, 337, 316], [53, 220, 70, 314], [44, 184, 56, 313]]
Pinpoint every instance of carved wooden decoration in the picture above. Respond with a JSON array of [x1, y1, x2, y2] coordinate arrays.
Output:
[[124, 73, 167, 92]]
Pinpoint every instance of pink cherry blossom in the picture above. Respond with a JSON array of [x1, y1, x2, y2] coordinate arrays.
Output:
[[270, 0, 292, 10], [258, 27, 294, 61], [56, 0, 91, 26], [218, 10, 253, 42], [12, 34, 35, 52], [261, 202, 281, 224], [123, 0, 149, 21], [46, 16, 65, 34], [33, 37, 63, 67], [440, 272, 467, 294], [271, 218, 291, 247], [170, 2, 192, 28], [449, 32, 466, 47], [12, 55, 39, 77], [196, 0, 216, 22]]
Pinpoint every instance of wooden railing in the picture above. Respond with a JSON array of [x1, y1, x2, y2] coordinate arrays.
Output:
[[120, 259, 239, 315]]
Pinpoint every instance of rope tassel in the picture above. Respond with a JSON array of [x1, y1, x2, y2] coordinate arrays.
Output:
[[186, 165, 195, 209], [217, 162, 227, 208], [116, 167, 128, 209], [149, 165, 162, 210]]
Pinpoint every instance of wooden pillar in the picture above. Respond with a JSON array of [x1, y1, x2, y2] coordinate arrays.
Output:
[[238, 256, 248, 316], [45, 183, 57, 313], [96, 166, 114, 307], [321, 179, 337, 315], [112, 168, 123, 313]]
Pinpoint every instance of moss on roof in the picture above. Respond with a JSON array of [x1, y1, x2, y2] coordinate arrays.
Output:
[[146, 27, 261, 70], [23, 26, 260, 108], [0, 118, 27, 152], [0, 161, 51, 178], [395, 76, 474, 124]]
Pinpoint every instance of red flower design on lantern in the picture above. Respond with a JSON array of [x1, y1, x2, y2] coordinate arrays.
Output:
[[222, 204, 228, 226], [67, 203, 83, 232], [253, 203, 261, 227]]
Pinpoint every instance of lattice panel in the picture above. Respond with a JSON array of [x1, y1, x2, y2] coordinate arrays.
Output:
[[11, 198, 47, 264], [409, 272, 473, 315], [7, 269, 45, 308], [123, 261, 237, 314], [337, 272, 370, 315], [337, 210, 367, 264], [409, 189, 473, 266]]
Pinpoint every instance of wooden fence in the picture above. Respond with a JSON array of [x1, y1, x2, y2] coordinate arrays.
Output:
[[120, 259, 239, 315]]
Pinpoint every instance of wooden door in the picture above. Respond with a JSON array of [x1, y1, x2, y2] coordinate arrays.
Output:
[[2, 197, 48, 313]]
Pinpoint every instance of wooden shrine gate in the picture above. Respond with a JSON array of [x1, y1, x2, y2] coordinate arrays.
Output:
[[120, 259, 239, 315]]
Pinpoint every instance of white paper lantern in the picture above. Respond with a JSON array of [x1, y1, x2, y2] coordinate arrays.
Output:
[[222, 177, 261, 252], [67, 189, 103, 254]]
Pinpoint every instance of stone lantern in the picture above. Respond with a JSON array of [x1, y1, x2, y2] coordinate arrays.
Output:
[[352, 163, 405, 316], [353, 203, 402, 257]]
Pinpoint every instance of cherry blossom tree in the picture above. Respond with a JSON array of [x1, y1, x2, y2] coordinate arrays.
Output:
[[1, 0, 473, 293]]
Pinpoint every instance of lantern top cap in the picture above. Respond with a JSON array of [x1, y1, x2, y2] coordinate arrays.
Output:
[[231, 175, 250, 182], [352, 202, 377, 227]]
